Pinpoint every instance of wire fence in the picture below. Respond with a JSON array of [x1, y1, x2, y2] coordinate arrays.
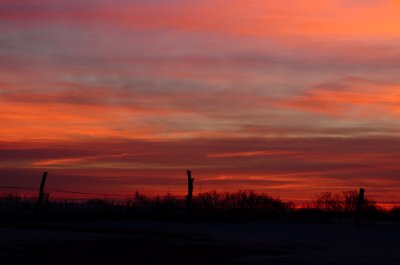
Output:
[[2, 185, 400, 208], [0, 186, 194, 201]]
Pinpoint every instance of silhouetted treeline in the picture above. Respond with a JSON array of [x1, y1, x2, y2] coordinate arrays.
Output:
[[292, 190, 386, 223], [0, 190, 398, 224]]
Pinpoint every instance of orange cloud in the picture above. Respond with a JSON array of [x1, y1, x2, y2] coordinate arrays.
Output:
[[207, 150, 296, 158], [81, 1, 400, 38], [2, 0, 400, 38], [2, 137, 400, 202], [281, 78, 400, 117]]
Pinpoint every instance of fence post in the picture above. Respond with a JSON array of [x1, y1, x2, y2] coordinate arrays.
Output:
[[34, 171, 48, 215], [186, 170, 194, 215], [354, 188, 365, 227]]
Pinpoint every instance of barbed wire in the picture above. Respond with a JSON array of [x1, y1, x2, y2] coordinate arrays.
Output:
[[1, 186, 400, 205], [0, 186, 37, 191]]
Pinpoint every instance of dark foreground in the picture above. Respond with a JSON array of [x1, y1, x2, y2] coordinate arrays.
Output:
[[1, 221, 399, 265]]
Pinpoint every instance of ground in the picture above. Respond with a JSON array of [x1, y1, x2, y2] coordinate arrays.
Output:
[[1, 221, 399, 264]]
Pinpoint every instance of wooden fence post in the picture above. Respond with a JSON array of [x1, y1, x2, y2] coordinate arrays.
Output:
[[186, 170, 194, 215], [34, 171, 48, 215], [354, 188, 365, 227]]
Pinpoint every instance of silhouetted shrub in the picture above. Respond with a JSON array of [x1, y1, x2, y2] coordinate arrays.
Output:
[[194, 190, 294, 220], [310, 190, 380, 219], [0, 193, 34, 219]]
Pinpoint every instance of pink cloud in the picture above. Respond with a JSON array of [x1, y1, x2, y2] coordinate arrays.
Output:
[[2, 137, 400, 202], [1, 0, 400, 38], [281, 78, 400, 118]]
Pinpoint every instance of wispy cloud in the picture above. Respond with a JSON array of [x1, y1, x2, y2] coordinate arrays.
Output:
[[282, 78, 400, 118], [2, 137, 400, 201], [207, 150, 296, 158]]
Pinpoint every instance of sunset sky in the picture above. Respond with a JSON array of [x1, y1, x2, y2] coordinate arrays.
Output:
[[1, 0, 400, 203]]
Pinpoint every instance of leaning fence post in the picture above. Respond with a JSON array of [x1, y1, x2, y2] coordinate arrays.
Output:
[[34, 171, 48, 215], [186, 170, 194, 215], [354, 188, 365, 227]]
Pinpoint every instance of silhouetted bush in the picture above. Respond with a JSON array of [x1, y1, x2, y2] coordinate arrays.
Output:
[[311, 190, 379, 215], [194, 190, 294, 220], [0, 193, 34, 220]]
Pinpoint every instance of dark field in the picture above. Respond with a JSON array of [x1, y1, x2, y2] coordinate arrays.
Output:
[[1, 190, 400, 264], [1, 221, 400, 265]]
